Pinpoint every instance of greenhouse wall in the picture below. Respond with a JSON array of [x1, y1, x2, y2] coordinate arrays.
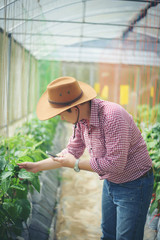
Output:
[[38, 61, 98, 92], [38, 60, 62, 96], [98, 63, 160, 113], [38, 60, 159, 121], [0, 30, 38, 137], [1, 42, 160, 138]]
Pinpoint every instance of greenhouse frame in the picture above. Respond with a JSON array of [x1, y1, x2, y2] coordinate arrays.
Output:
[[0, 0, 160, 240]]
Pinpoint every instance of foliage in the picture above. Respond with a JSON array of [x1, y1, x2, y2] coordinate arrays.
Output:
[[134, 104, 160, 130], [142, 123, 160, 214], [38, 60, 61, 96], [132, 104, 160, 214], [0, 116, 60, 239], [16, 116, 60, 151]]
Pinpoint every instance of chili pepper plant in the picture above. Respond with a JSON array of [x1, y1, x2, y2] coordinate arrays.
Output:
[[0, 116, 59, 239]]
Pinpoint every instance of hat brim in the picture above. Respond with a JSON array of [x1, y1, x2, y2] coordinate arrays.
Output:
[[36, 81, 97, 120]]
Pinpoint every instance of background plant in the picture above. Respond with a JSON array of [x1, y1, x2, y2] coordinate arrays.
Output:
[[134, 104, 160, 130], [131, 105, 160, 215], [142, 123, 160, 214], [16, 116, 60, 151]]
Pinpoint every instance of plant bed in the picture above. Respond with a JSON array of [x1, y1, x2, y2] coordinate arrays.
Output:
[[0, 116, 60, 239]]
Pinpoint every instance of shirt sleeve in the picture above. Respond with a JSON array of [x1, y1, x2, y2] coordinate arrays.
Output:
[[90, 111, 131, 175], [64, 123, 86, 159]]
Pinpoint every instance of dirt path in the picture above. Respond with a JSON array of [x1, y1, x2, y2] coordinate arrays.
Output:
[[55, 123, 103, 240]]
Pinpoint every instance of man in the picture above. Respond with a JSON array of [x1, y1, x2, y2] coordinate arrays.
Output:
[[18, 76, 153, 240]]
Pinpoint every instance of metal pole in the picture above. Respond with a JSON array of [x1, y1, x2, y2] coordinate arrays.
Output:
[[0, 18, 159, 30], [6, 33, 12, 137], [27, 53, 31, 119]]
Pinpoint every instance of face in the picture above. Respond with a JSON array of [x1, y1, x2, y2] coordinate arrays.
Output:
[[59, 107, 78, 124]]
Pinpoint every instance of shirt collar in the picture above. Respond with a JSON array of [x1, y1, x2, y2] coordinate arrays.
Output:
[[89, 99, 100, 128], [79, 99, 100, 128]]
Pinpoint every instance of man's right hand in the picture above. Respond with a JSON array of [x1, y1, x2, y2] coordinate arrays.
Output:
[[17, 162, 39, 173]]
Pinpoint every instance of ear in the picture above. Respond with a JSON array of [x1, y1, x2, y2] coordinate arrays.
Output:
[[76, 104, 81, 109], [73, 106, 79, 111], [71, 106, 77, 112]]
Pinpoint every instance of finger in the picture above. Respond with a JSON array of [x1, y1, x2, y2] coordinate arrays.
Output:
[[52, 157, 60, 161], [17, 163, 26, 168], [19, 165, 25, 169], [56, 154, 61, 157], [53, 157, 64, 162], [56, 152, 65, 157]]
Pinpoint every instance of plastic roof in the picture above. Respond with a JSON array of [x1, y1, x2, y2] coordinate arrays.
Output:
[[0, 0, 160, 64]]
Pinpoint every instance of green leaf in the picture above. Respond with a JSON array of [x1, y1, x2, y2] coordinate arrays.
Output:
[[0, 157, 6, 171], [149, 199, 158, 214], [15, 150, 22, 157], [31, 150, 44, 161], [147, 141, 157, 149], [3, 200, 13, 211], [1, 171, 12, 180], [33, 141, 44, 149], [16, 199, 31, 221], [35, 149, 48, 158], [10, 184, 25, 191], [17, 149, 30, 157], [18, 169, 33, 179], [2, 199, 27, 223], [1, 178, 11, 193], [31, 176, 40, 193], [155, 193, 160, 202], [155, 183, 160, 201], [19, 155, 33, 162], [6, 163, 14, 171], [154, 161, 160, 169]]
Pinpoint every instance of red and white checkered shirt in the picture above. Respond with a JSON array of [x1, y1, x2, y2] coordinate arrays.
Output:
[[65, 99, 152, 183]]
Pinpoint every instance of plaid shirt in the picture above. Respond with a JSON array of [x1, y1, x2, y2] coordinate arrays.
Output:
[[65, 99, 152, 183]]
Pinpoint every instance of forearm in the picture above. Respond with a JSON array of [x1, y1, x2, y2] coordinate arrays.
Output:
[[78, 158, 94, 172], [36, 157, 62, 171], [55, 154, 94, 172]]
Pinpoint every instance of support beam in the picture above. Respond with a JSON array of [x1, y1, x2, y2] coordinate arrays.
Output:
[[6, 33, 12, 137], [0, 18, 159, 30]]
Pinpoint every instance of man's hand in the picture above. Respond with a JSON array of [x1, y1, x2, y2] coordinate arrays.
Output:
[[53, 152, 76, 168], [17, 162, 39, 173]]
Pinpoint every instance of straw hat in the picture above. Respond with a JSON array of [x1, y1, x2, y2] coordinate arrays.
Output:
[[36, 76, 97, 120]]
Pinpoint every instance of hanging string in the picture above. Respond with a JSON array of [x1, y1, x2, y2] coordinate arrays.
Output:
[[73, 106, 80, 139]]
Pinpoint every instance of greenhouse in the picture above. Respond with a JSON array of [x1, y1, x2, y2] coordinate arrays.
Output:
[[0, 0, 160, 239]]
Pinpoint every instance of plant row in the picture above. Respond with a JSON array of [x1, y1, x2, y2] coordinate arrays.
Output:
[[132, 104, 160, 214], [142, 122, 160, 214], [0, 116, 59, 239]]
